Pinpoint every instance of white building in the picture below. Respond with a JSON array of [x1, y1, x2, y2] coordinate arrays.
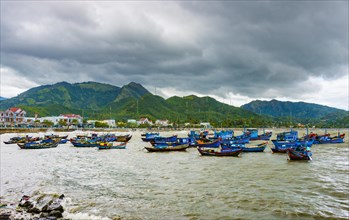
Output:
[[127, 119, 137, 124], [24, 114, 83, 126], [102, 119, 116, 127], [137, 118, 153, 125], [155, 119, 170, 126], [0, 107, 27, 126]]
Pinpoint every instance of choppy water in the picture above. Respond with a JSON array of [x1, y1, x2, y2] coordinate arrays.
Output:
[[1, 129, 348, 220]]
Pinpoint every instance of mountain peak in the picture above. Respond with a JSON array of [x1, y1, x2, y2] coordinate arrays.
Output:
[[114, 82, 151, 101]]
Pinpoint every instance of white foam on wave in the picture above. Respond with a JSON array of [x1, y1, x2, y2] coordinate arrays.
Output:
[[63, 212, 111, 220]]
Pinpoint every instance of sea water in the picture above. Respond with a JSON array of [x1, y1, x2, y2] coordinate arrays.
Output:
[[1, 129, 348, 219]]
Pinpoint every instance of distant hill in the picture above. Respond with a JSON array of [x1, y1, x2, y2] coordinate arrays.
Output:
[[241, 99, 347, 119], [0, 96, 7, 101], [0, 81, 260, 127], [1, 82, 346, 127]]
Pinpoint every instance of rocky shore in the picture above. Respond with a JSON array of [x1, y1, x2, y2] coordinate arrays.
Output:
[[0, 194, 66, 220]]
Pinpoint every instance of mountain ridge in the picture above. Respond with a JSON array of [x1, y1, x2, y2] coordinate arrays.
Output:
[[0, 81, 347, 127]]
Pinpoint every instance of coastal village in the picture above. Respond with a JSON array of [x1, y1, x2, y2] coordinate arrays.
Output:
[[0, 107, 211, 128]]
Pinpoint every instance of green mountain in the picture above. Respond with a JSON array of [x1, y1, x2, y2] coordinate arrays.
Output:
[[0, 97, 7, 101], [1, 81, 346, 127], [241, 99, 347, 119], [0, 81, 121, 112], [0, 81, 261, 127]]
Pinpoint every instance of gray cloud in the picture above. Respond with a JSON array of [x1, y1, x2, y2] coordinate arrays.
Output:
[[1, 1, 348, 104]]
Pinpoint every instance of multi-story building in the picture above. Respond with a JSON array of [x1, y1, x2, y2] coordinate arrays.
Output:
[[0, 107, 27, 126]]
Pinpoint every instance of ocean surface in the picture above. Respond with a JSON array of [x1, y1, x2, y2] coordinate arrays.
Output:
[[1, 129, 348, 220]]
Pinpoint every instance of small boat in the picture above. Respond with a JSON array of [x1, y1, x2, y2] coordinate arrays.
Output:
[[196, 140, 221, 148], [197, 147, 243, 157], [223, 142, 268, 152], [276, 130, 298, 141], [98, 142, 127, 150], [271, 139, 313, 152], [116, 134, 132, 142], [303, 131, 345, 144], [4, 136, 41, 144], [141, 133, 161, 142], [220, 136, 250, 145], [17, 142, 59, 149], [145, 144, 189, 152], [141, 132, 159, 137], [71, 139, 101, 147], [287, 148, 312, 161], [245, 129, 272, 141]]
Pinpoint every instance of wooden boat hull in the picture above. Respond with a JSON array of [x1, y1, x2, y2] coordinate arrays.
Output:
[[116, 135, 132, 142], [242, 142, 268, 152], [71, 141, 99, 147], [98, 143, 127, 150], [287, 149, 312, 160], [145, 145, 189, 152], [18, 143, 59, 149], [197, 148, 243, 157], [271, 147, 289, 153]]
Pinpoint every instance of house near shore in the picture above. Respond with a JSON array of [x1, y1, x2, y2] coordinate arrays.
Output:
[[23, 114, 83, 127], [137, 118, 153, 125], [127, 119, 137, 124], [0, 107, 27, 126], [155, 119, 170, 127]]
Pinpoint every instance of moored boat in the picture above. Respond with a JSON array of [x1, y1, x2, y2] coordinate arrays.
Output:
[[197, 147, 243, 157], [98, 142, 127, 150], [287, 148, 312, 161], [116, 134, 132, 142], [17, 142, 59, 149], [245, 129, 272, 141], [145, 144, 189, 152], [196, 140, 221, 148]]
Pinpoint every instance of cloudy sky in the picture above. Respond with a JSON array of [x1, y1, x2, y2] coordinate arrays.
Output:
[[1, 1, 348, 110]]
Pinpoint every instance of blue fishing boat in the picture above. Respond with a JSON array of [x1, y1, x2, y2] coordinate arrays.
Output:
[[197, 147, 243, 157], [17, 142, 59, 149], [188, 130, 208, 139], [245, 129, 272, 141], [220, 136, 250, 144], [276, 130, 298, 141], [145, 144, 189, 152], [196, 140, 221, 148], [141, 133, 161, 142], [311, 132, 345, 144], [222, 142, 268, 152], [71, 139, 101, 147], [98, 142, 127, 150], [150, 135, 178, 144], [287, 145, 312, 161], [271, 139, 314, 153]]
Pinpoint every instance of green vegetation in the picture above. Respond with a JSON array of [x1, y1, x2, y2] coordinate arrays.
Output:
[[0, 81, 347, 128]]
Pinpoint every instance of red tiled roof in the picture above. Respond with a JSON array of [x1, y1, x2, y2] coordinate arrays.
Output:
[[60, 114, 82, 118], [9, 107, 20, 112]]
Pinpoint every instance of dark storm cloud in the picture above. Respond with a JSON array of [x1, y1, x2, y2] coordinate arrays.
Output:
[[1, 1, 348, 100]]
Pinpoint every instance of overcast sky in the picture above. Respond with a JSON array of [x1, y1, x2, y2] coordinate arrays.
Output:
[[1, 1, 348, 110]]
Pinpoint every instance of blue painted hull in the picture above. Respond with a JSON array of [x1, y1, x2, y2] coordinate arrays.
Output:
[[272, 140, 313, 148], [71, 142, 99, 147], [313, 138, 344, 144], [224, 142, 267, 152], [196, 140, 221, 148]]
